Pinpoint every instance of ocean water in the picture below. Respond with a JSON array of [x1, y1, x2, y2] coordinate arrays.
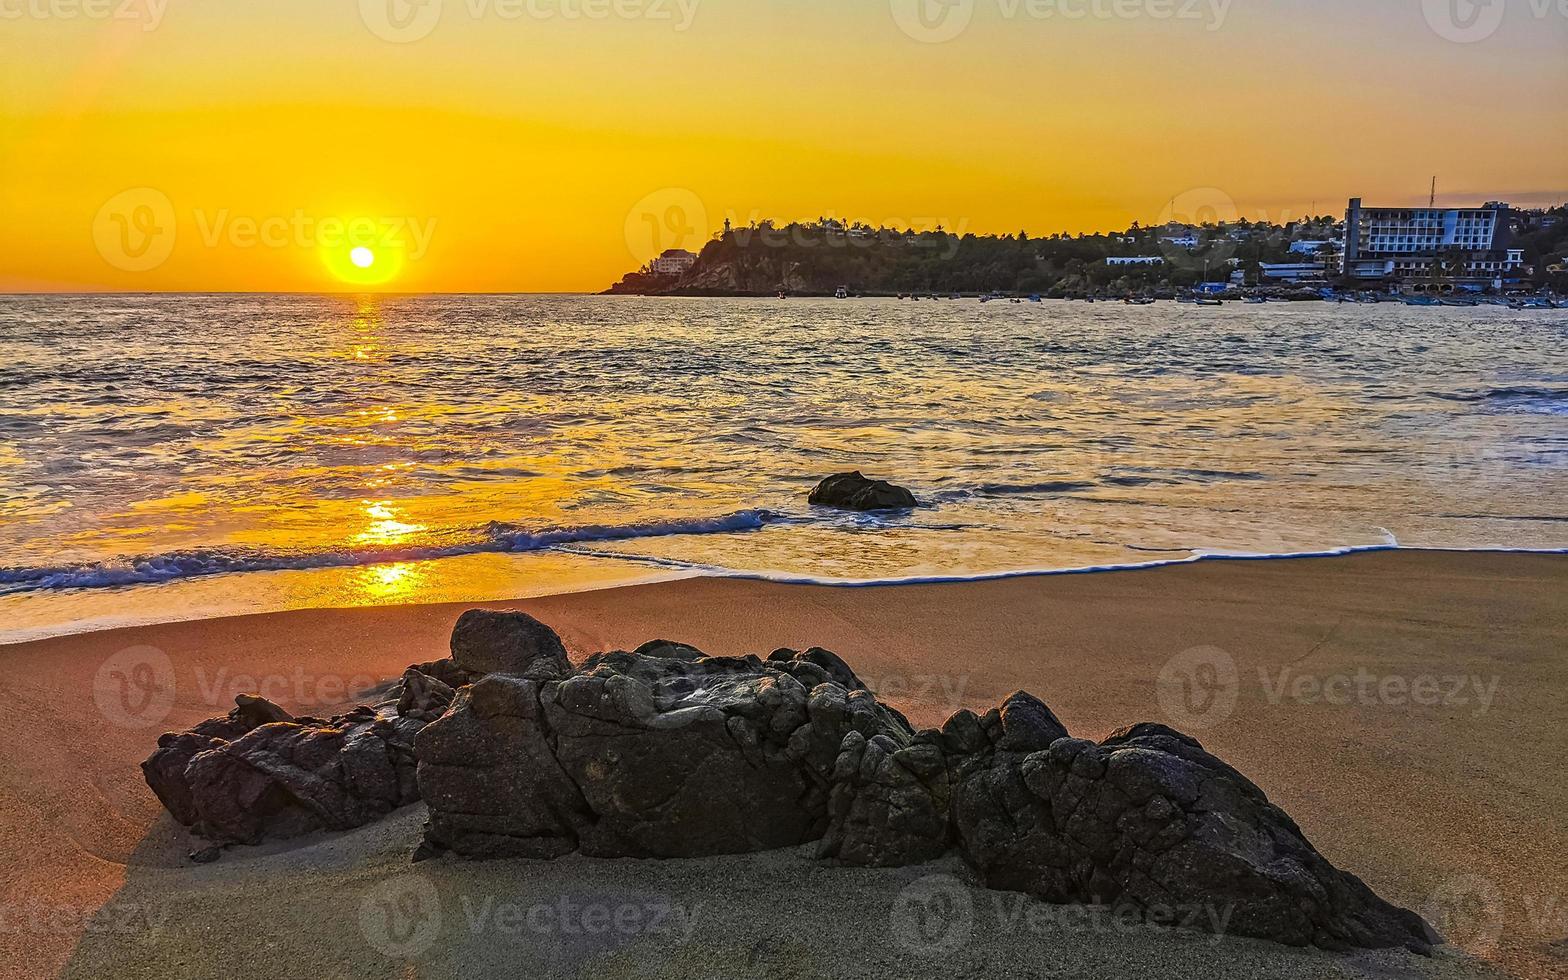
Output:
[[2, 293, 1565, 641]]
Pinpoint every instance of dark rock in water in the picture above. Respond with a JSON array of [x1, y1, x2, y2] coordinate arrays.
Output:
[[450, 609, 573, 679], [808, 472, 918, 511]]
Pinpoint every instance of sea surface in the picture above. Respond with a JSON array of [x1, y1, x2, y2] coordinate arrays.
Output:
[[2, 294, 1565, 641]]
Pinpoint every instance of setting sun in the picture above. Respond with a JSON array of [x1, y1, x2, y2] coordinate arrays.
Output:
[[321, 231, 404, 287]]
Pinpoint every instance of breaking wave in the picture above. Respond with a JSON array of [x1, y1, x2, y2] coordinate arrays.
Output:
[[0, 509, 782, 595]]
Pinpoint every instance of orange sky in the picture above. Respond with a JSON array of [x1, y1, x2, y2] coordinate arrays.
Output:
[[2, 0, 1565, 293]]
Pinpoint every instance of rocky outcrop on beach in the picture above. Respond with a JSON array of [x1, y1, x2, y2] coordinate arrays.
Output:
[[142, 610, 1434, 953], [414, 617, 1435, 953], [416, 639, 912, 860], [809, 472, 919, 511], [140, 677, 448, 850], [137, 612, 516, 852]]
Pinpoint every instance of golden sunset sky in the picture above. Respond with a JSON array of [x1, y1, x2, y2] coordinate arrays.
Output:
[[2, 0, 1565, 292]]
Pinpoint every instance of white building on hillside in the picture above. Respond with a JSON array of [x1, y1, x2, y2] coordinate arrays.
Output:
[[649, 249, 698, 276]]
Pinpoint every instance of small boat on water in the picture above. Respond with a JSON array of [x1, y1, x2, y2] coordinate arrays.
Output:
[[1195, 297, 1224, 307], [1245, 296, 1267, 304], [1403, 296, 1440, 307], [1439, 297, 1478, 307], [1124, 296, 1155, 305], [834, 286, 849, 299]]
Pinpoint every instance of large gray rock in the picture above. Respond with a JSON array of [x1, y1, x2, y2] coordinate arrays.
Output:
[[141, 659, 464, 854], [417, 630, 1435, 954], [417, 645, 915, 860], [808, 472, 918, 511], [178, 705, 423, 845], [450, 609, 573, 678], [951, 719, 1436, 953]]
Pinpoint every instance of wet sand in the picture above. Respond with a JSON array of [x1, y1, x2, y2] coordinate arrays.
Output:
[[2, 550, 1564, 979]]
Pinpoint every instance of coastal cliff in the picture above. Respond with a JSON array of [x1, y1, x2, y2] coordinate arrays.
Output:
[[605, 210, 1568, 298]]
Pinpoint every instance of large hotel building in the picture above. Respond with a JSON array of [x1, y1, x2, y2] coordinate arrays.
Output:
[[1342, 198, 1525, 287]]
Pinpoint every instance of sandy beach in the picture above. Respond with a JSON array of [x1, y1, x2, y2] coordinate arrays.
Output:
[[2, 550, 1564, 979]]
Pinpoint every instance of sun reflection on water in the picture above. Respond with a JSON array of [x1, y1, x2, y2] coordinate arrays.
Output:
[[354, 561, 423, 601], [355, 500, 426, 545]]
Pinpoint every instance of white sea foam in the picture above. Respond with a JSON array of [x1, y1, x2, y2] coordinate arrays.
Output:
[[558, 541, 1568, 589], [0, 510, 781, 595]]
